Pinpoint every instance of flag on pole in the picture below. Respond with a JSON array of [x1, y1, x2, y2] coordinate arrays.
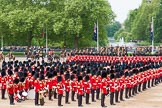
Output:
[[93, 23, 97, 42], [150, 20, 154, 41]]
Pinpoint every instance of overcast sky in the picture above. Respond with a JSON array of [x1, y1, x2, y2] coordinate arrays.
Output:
[[108, 0, 142, 23]]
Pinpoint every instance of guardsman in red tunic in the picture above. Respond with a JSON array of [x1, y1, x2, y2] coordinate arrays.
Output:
[[52, 71, 58, 99], [19, 77, 25, 100], [101, 71, 108, 107], [96, 71, 102, 100], [57, 76, 63, 106], [1, 69, 7, 99], [142, 72, 147, 91], [84, 75, 91, 104], [39, 75, 45, 106], [7, 82, 15, 105], [77, 75, 84, 107], [119, 75, 125, 101], [134, 72, 139, 94], [13, 78, 20, 102], [90, 71, 97, 102], [128, 75, 133, 97], [115, 74, 120, 103], [125, 72, 129, 99], [34, 73, 40, 106], [138, 72, 143, 92], [70, 74, 77, 101], [109, 73, 116, 105], [64, 72, 70, 104], [47, 73, 53, 100], [24, 73, 29, 92]]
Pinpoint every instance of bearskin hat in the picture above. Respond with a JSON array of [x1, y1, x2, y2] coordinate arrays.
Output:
[[8, 70, 13, 76], [1, 69, 6, 77], [101, 71, 107, 78], [13, 78, 19, 84], [57, 76, 62, 82], [124, 71, 129, 77], [34, 73, 39, 79], [32, 71, 35, 76], [23, 72, 28, 78], [39, 74, 44, 81], [65, 73, 70, 80], [48, 73, 53, 79], [78, 75, 83, 82], [70, 74, 75, 81], [85, 75, 90, 82], [115, 73, 120, 78], [110, 73, 115, 80], [20, 77, 25, 83], [86, 68, 91, 74]]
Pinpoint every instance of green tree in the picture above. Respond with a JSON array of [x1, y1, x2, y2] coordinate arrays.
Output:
[[107, 21, 121, 37], [0, 0, 114, 48]]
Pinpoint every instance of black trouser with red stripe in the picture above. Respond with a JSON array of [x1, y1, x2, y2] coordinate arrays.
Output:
[[65, 91, 69, 103], [48, 89, 52, 100], [9, 94, 14, 104], [101, 94, 105, 107], [71, 91, 75, 101], [85, 93, 90, 104], [91, 89, 95, 102], [96, 88, 100, 99], [120, 89, 124, 100], [58, 94, 63, 106], [115, 90, 119, 102], [1, 89, 6, 99], [35, 92, 39, 105], [110, 92, 114, 105], [78, 94, 82, 106]]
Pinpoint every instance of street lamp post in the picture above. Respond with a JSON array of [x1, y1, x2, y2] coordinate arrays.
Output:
[[45, 24, 48, 57]]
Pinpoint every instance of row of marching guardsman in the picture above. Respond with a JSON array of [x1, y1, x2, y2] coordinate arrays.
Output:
[[0, 68, 28, 105], [1, 66, 162, 107]]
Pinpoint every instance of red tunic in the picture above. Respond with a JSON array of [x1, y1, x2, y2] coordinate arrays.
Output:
[[25, 78, 29, 90], [71, 80, 77, 92], [64, 80, 70, 92], [14, 84, 19, 93], [119, 77, 125, 90], [0, 75, 2, 83], [52, 77, 57, 87], [29, 77, 35, 88], [47, 79, 53, 90], [96, 76, 102, 89], [8, 76, 13, 84], [34, 80, 40, 92], [77, 82, 84, 95], [84, 82, 91, 94], [18, 83, 24, 91], [39, 81, 45, 91], [57, 83, 63, 94], [1, 77, 7, 89], [109, 80, 115, 92], [90, 76, 97, 90], [101, 78, 108, 94], [8, 84, 14, 95]]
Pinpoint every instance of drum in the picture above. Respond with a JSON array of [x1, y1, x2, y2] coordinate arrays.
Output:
[[22, 91, 28, 97], [14, 94, 21, 102], [17, 94, 21, 99], [27, 89, 35, 99]]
